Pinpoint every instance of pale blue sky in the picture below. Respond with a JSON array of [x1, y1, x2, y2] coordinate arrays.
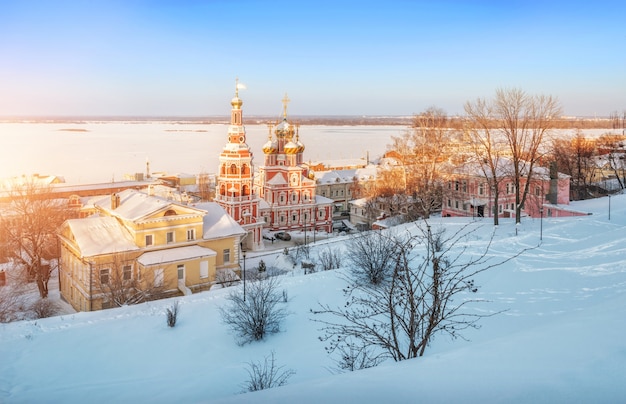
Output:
[[1, 1, 624, 117]]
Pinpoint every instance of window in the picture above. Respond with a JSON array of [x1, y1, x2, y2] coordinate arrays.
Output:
[[535, 186, 541, 197], [455, 200, 459, 209], [447, 199, 451, 207], [177, 265, 184, 280], [478, 183, 485, 195], [100, 268, 110, 284], [200, 261, 209, 279], [187, 229, 195, 241], [462, 181, 467, 193], [154, 268, 164, 287], [499, 204, 503, 213], [166, 231, 174, 244], [223, 249, 230, 263], [145, 234, 153, 246], [123, 265, 132, 281], [292, 214, 297, 222], [455, 181, 459, 191]]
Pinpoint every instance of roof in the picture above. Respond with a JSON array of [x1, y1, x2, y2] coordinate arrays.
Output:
[[194, 202, 247, 239], [267, 173, 288, 185], [64, 216, 139, 257], [137, 245, 216, 266], [92, 189, 204, 221], [315, 195, 334, 205]]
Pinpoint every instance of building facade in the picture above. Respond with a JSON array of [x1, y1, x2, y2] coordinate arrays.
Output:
[[253, 95, 333, 233], [58, 189, 246, 311], [442, 160, 587, 219]]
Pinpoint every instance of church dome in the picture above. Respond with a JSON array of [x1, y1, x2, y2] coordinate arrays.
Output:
[[284, 140, 299, 155], [231, 96, 243, 109], [295, 134, 305, 153], [275, 118, 292, 137], [262, 139, 278, 154]]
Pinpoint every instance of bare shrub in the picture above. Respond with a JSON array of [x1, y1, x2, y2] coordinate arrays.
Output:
[[215, 268, 239, 288], [241, 351, 295, 392], [317, 246, 342, 271], [29, 298, 59, 319], [345, 231, 398, 285], [314, 222, 523, 364], [332, 339, 386, 372], [166, 300, 179, 328], [220, 276, 288, 345]]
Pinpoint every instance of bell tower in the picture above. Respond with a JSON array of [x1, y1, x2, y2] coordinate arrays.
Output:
[[215, 79, 264, 250]]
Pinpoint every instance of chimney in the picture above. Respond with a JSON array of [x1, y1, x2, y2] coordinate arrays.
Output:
[[111, 193, 120, 210]]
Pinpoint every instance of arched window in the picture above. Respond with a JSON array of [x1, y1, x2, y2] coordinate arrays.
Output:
[[242, 185, 249, 196], [230, 164, 238, 174], [164, 209, 177, 216], [242, 164, 249, 175]]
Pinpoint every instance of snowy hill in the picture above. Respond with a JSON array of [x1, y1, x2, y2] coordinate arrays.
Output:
[[1, 195, 626, 403]]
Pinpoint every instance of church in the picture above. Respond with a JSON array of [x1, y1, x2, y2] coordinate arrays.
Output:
[[215, 83, 333, 250]]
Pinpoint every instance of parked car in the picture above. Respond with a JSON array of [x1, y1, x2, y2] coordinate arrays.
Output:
[[274, 232, 291, 241]]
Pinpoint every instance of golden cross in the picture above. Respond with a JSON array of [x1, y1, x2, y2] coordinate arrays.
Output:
[[281, 93, 290, 118]]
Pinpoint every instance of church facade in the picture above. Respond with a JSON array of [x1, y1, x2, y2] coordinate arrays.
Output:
[[254, 95, 333, 234]]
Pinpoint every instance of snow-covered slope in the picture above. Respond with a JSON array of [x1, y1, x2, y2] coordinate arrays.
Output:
[[1, 195, 625, 403]]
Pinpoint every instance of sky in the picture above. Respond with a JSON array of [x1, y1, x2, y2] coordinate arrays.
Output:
[[1, 194, 625, 402], [1, 1, 625, 117]]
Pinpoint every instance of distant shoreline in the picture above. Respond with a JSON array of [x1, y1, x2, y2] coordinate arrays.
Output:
[[0, 115, 619, 129]]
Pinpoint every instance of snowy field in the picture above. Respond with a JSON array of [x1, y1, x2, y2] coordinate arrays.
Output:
[[0, 122, 402, 184], [1, 193, 625, 403]]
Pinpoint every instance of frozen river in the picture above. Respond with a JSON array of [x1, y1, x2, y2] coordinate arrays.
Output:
[[0, 122, 406, 184]]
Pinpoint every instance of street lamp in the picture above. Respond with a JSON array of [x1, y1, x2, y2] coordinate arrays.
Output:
[[539, 206, 543, 240], [240, 243, 247, 302], [608, 193, 611, 221]]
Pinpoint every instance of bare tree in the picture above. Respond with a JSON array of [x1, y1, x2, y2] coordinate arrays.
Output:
[[1, 178, 74, 298], [197, 171, 213, 202], [499, 88, 561, 222], [95, 254, 164, 308], [550, 131, 597, 199], [215, 268, 239, 287], [596, 133, 626, 189], [241, 351, 295, 392], [387, 107, 459, 219], [464, 97, 507, 225], [317, 246, 342, 271], [0, 269, 31, 323], [345, 230, 398, 285], [466, 89, 561, 223], [314, 223, 519, 363], [220, 276, 288, 345]]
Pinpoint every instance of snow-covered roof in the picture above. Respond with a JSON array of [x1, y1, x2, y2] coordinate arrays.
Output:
[[92, 189, 204, 221], [194, 202, 247, 240], [137, 245, 216, 267], [350, 197, 368, 207], [267, 173, 288, 185], [64, 216, 139, 257], [315, 195, 334, 205]]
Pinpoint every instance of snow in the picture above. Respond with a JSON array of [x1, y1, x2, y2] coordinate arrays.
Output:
[[64, 216, 139, 257], [195, 202, 246, 240], [1, 193, 625, 402], [137, 245, 216, 266]]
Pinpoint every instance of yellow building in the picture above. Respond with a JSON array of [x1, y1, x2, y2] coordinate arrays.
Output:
[[58, 189, 246, 311]]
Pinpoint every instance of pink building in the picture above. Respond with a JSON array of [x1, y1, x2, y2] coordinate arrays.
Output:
[[253, 95, 333, 233], [442, 160, 589, 219]]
